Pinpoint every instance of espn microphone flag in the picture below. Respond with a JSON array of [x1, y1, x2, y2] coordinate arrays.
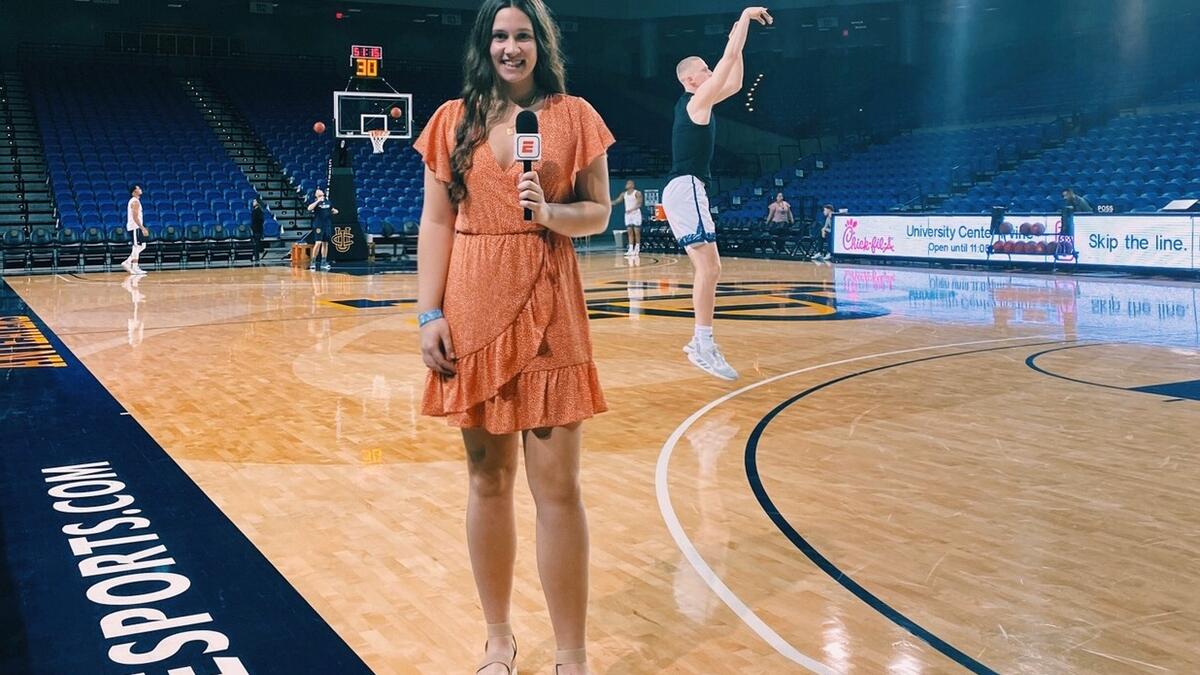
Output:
[[515, 110, 541, 221]]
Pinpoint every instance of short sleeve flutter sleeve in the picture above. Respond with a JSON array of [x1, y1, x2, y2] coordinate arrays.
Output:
[[571, 97, 615, 181], [413, 99, 462, 184]]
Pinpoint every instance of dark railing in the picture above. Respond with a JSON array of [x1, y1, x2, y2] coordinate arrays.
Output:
[[17, 42, 337, 74]]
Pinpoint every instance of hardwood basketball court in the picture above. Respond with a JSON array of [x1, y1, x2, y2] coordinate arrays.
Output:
[[5, 255, 1197, 674]]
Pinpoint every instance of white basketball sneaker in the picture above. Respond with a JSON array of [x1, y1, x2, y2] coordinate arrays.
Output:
[[684, 338, 739, 381]]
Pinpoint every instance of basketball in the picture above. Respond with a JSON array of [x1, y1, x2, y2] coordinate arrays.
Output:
[[992, 241, 1007, 254], [1000, 222, 1014, 234], [1031, 222, 1046, 235], [390, 106, 401, 119], [313, 121, 326, 134], [1019, 223, 1032, 235]]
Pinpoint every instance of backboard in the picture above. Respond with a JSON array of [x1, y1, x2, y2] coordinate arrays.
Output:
[[333, 91, 413, 140]]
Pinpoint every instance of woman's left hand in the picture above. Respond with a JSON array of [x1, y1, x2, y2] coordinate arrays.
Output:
[[518, 171, 550, 224]]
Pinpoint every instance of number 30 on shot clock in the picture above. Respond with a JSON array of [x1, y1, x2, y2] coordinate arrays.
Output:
[[351, 45, 382, 78]]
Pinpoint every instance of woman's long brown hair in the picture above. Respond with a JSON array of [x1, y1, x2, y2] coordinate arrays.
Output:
[[448, 0, 567, 205]]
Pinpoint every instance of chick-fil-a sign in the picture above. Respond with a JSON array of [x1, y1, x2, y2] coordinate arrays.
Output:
[[841, 217, 897, 255]]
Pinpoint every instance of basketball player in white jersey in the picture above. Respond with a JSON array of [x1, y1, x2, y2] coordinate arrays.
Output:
[[611, 179, 643, 256], [664, 7, 772, 380], [120, 184, 150, 275]]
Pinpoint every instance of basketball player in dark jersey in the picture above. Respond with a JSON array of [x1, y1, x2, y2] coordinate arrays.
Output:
[[307, 188, 338, 270], [662, 7, 772, 380]]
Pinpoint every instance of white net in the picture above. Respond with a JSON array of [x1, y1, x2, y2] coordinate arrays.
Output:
[[368, 129, 389, 154]]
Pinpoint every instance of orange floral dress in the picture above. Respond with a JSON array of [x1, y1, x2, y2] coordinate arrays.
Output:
[[414, 94, 613, 434]]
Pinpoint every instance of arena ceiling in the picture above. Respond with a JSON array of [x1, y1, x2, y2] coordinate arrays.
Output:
[[353, 0, 887, 20]]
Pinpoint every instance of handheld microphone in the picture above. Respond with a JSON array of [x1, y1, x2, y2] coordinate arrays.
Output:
[[514, 110, 541, 221]]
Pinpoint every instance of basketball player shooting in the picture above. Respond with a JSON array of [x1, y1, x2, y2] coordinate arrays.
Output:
[[663, 6, 772, 381], [307, 189, 338, 270]]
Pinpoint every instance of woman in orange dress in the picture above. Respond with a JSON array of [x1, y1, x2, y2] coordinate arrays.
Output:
[[413, 1, 612, 673]]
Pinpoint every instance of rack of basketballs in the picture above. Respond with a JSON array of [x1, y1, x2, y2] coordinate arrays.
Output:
[[987, 218, 1078, 263]]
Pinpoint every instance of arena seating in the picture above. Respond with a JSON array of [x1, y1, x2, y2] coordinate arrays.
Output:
[[945, 110, 1200, 213], [714, 122, 1050, 220], [27, 65, 258, 246]]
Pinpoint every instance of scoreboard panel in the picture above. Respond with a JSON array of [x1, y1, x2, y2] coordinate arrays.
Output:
[[350, 45, 382, 78]]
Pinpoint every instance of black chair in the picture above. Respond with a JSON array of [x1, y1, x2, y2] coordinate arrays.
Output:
[[81, 226, 109, 269], [210, 224, 234, 266], [160, 225, 185, 268], [232, 224, 256, 262], [140, 226, 162, 270], [183, 224, 212, 267], [1, 229, 31, 273], [777, 223, 803, 259], [377, 222, 405, 260], [28, 228, 57, 271], [401, 221, 420, 256], [57, 228, 83, 271], [107, 226, 131, 270]]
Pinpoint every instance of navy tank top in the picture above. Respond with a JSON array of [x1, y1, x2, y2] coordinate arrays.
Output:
[[669, 93, 715, 186]]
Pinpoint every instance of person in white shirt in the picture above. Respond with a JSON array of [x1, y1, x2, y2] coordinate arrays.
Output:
[[120, 185, 150, 275], [610, 180, 643, 256]]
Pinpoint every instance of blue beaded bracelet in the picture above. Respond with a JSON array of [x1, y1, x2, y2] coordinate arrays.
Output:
[[418, 309, 444, 327]]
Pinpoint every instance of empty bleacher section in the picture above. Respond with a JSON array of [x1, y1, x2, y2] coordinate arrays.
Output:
[[20, 64, 258, 270], [568, 70, 673, 176], [179, 78, 287, 238], [715, 121, 1058, 220], [0, 72, 56, 236], [946, 109, 1200, 214]]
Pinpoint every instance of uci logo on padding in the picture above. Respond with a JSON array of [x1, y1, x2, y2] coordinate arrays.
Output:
[[332, 227, 355, 253]]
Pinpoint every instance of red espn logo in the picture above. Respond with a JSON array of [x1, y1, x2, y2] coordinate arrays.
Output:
[[514, 134, 541, 161]]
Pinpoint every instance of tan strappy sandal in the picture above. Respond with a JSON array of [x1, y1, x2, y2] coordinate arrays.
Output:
[[554, 647, 586, 674], [475, 622, 517, 675]]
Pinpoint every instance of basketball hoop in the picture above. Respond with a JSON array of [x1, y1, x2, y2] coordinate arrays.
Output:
[[368, 129, 389, 154]]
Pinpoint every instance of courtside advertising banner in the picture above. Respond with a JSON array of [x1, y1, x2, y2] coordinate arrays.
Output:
[[835, 215, 993, 261], [1073, 215, 1194, 270], [835, 214, 1199, 271]]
